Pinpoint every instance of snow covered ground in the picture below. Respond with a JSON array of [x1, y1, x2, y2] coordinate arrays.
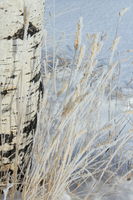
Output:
[[68, 179, 133, 200]]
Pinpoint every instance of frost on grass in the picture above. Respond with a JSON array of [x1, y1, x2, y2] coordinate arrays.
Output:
[[1, 16, 133, 200], [19, 24, 132, 199]]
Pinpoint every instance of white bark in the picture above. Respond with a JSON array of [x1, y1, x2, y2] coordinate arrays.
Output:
[[0, 0, 44, 188]]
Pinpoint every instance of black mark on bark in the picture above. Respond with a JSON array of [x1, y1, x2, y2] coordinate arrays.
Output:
[[23, 114, 37, 135], [1, 90, 8, 96], [31, 56, 36, 60], [37, 81, 44, 110], [0, 132, 14, 145], [30, 71, 41, 83], [27, 22, 40, 37], [1, 88, 17, 96], [2, 144, 16, 161], [10, 74, 17, 79], [39, 81, 44, 98], [4, 22, 40, 40], [32, 43, 40, 49]]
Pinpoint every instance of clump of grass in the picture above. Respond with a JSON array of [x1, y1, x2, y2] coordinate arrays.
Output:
[[20, 16, 133, 200], [1, 11, 133, 200]]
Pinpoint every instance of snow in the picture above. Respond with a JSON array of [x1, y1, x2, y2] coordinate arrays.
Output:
[[65, 180, 133, 200], [46, 0, 133, 49], [45, 0, 133, 86]]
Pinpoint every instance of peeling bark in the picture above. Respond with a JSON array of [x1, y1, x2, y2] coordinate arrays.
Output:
[[0, 0, 45, 190]]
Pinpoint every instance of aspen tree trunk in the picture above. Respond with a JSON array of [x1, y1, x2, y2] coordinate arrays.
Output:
[[0, 0, 44, 190]]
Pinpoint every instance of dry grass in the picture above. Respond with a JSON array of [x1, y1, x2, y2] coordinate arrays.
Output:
[[1, 10, 133, 200]]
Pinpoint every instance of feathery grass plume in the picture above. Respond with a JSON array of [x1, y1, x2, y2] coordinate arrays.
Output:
[[74, 17, 83, 50], [115, 7, 129, 39]]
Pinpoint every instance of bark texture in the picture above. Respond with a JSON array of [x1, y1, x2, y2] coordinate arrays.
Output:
[[0, 0, 44, 189]]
